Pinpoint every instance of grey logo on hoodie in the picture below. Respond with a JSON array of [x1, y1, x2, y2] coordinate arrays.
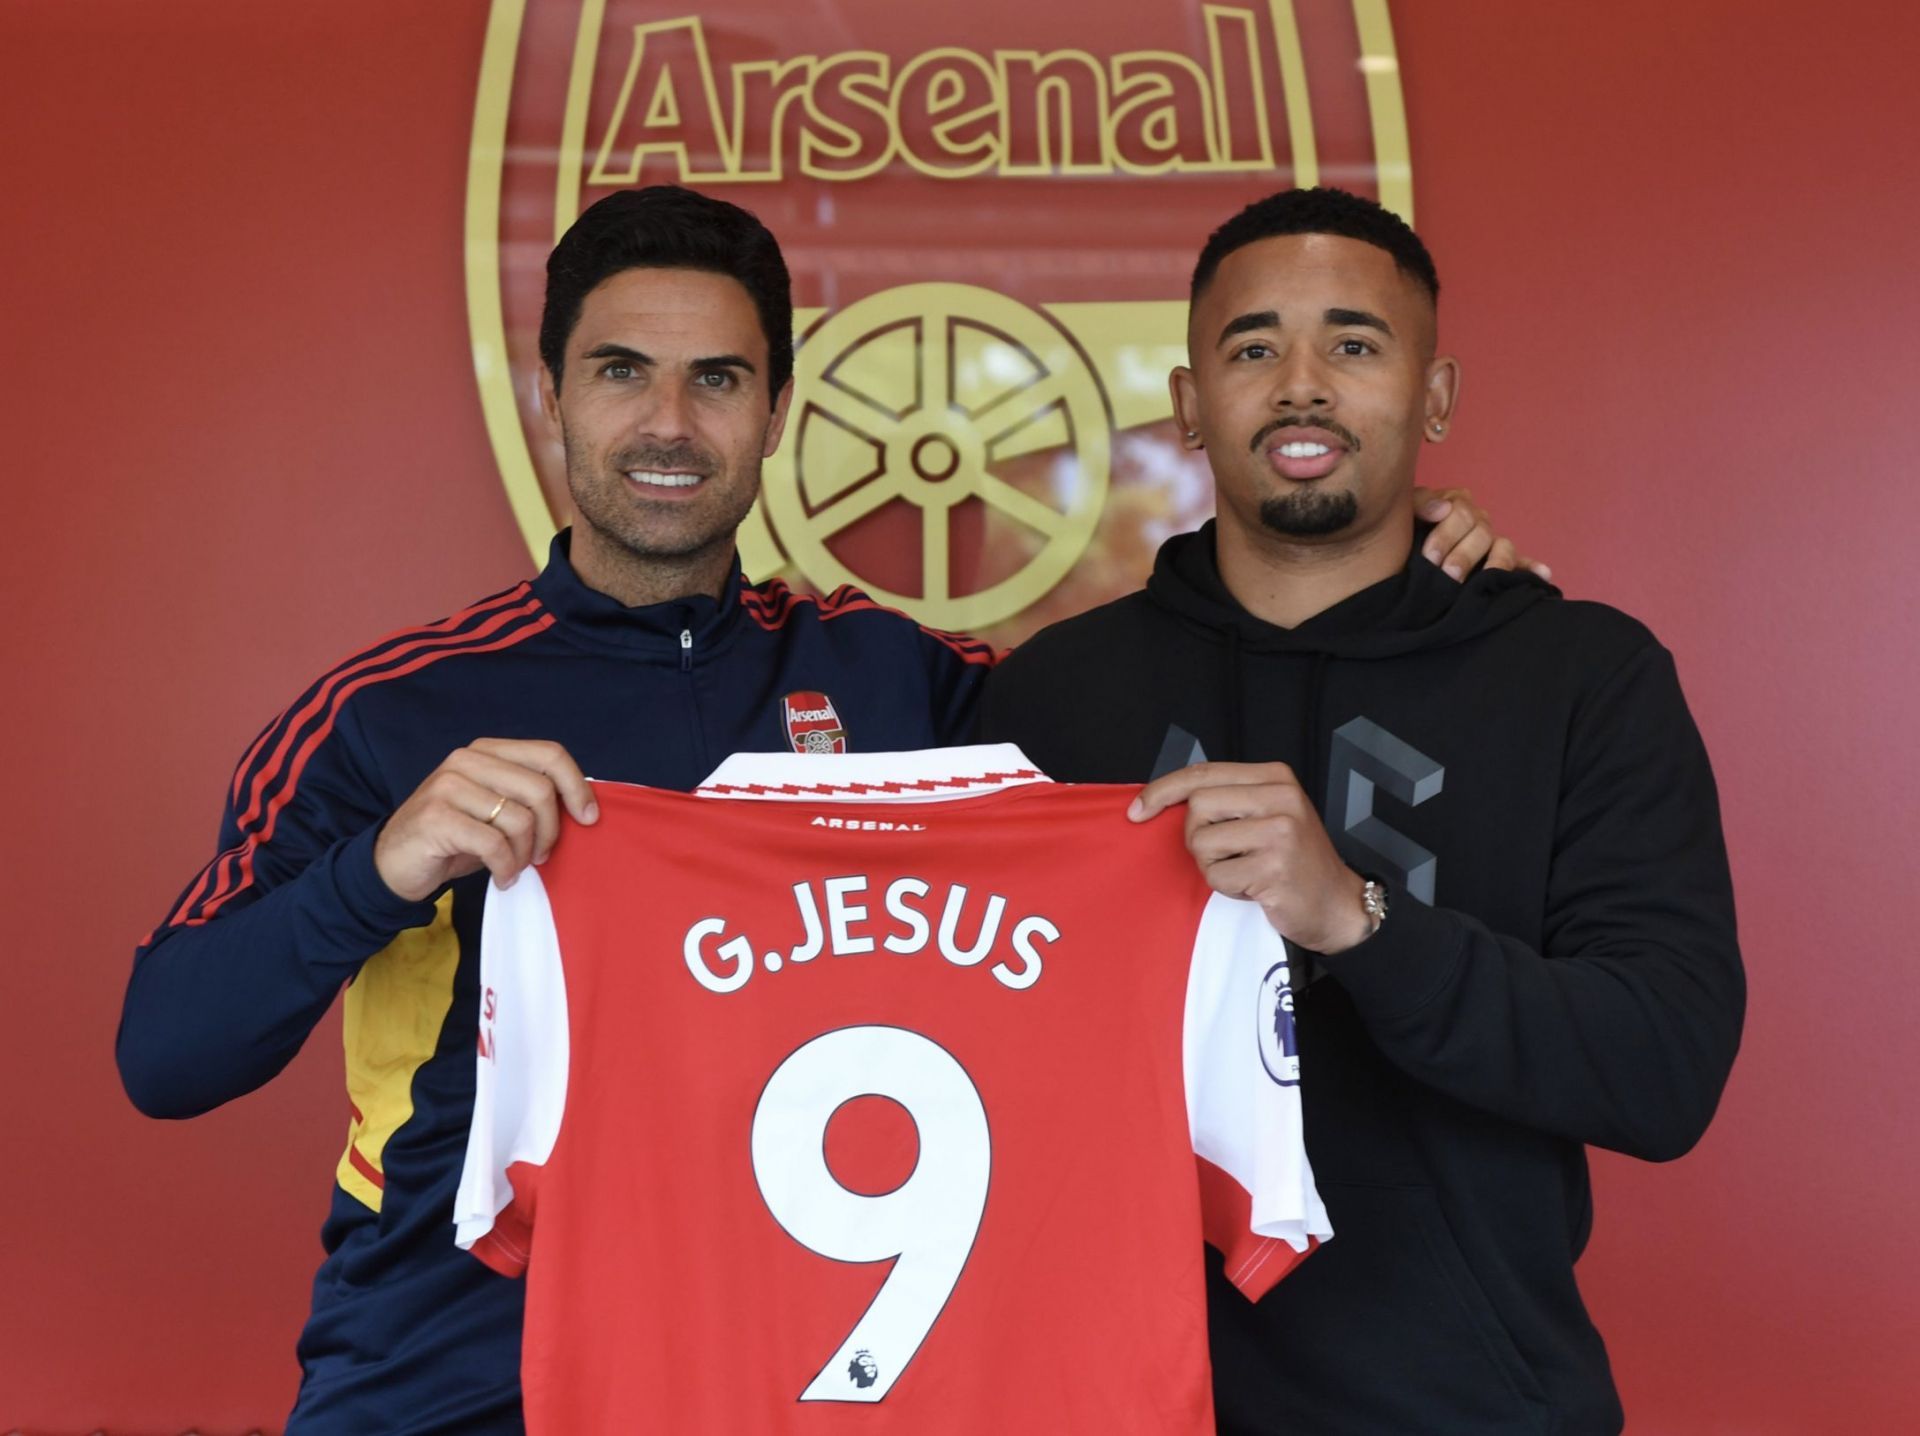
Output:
[[1327, 717, 1444, 905]]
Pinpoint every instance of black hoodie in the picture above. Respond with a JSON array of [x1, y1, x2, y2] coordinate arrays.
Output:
[[977, 522, 1743, 1435]]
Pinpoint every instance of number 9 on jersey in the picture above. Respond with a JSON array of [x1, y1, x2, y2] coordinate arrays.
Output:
[[750, 1025, 991, 1402]]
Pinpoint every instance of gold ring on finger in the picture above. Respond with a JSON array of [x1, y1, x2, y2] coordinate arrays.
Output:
[[484, 795, 508, 825]]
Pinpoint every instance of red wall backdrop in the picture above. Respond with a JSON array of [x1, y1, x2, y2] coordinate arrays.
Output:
[[3, 2, 1915, 1430]]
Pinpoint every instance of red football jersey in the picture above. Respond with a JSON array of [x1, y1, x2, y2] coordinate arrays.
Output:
[[455, 746, 1329, 1433]]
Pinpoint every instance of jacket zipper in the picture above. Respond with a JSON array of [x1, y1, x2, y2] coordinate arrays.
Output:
[[679, 623, 709, 771]]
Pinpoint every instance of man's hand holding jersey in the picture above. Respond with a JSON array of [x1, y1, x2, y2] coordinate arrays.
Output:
[[374, 738, 600, 901], [1129, 761, 1373, 956]]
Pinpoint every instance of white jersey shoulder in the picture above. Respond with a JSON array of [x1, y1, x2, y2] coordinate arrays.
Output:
[[1183, 891, 1331, 1258], [453, 867, 568, 1264]]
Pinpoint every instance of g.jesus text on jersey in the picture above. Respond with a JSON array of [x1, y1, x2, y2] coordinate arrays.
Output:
[[683, 873, 1059, 994]]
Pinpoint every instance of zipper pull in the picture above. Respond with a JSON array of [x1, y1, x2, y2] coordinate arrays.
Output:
[[679, 627, 693, 671]]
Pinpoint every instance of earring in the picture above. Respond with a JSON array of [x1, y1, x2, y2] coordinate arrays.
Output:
[[1429, 420, 1445, 436]]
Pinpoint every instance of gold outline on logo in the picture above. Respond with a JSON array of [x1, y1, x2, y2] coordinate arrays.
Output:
[[467, 0, 550, 565], [466, 0, 1414, 568], [1352, 0, 1413, 219]]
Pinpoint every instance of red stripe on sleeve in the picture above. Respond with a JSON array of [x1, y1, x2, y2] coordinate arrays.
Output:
[[347, 1141, 387, 1192], [468, 1159, 542, 1278], [228, 584, 533, 809], [1196, 1154, 1316, 1302], [739, 581, 1001, 666], [232, 589, 540, 832], [178, 609, 554, 929], [158, 587, 542, 934], [162, 595, 549, 933]]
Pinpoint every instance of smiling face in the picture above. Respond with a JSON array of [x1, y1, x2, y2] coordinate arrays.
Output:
[[1173, 232, 1457, 557], [539, 265, 792, 604]]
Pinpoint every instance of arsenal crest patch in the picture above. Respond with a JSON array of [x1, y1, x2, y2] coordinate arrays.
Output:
[[783, 691, 848, 754]]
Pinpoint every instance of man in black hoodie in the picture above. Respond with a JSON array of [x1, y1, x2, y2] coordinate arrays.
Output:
[[977, 188, 1743, 1435]]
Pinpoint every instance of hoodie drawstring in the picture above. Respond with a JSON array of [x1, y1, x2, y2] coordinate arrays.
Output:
[[1298, 650, 1332, 991], [1302, 650, 1329, 803], [1225, 627, 1246, 762]]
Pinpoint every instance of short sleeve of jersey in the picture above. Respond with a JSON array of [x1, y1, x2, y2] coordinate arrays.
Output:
[[453, 868, 570, 1277], [1184, 891, 1331, 1300]]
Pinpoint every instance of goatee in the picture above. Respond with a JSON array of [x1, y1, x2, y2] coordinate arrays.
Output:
[[1259, 488, 1358, 537]]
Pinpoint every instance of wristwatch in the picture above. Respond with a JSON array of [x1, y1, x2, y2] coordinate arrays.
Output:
[[1359, 877, 1389, 937]]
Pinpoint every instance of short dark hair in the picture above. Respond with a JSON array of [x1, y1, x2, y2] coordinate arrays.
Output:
[[1190, 187, 1439, 306], [539, 186, 794, 405]]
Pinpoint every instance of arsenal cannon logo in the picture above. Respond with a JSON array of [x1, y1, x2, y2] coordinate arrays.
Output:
[[783, 690, 849, 754], [467, 0, 1413, 643]]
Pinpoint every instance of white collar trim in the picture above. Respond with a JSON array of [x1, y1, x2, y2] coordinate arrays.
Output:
[[695, 744, 1052, 803]]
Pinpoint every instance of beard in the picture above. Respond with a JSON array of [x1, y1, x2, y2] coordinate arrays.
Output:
[[1259, 486, 1358, 537], [563, 431, 750, 561]]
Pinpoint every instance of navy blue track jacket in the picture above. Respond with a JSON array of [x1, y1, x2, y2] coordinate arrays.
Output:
[[116, 534, 993, 1433]]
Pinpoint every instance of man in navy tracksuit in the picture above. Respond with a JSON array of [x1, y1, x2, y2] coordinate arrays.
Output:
[[117, 187, 1509, 1432], [116, 188, 997, 1432]]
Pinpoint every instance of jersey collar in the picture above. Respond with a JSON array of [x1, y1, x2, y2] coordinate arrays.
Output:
[[695, 745, 1052, 802]]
